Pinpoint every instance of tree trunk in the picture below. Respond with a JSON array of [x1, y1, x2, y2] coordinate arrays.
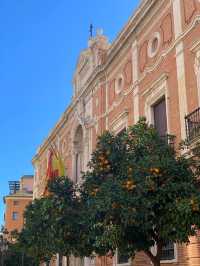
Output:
[[58, 254, 63, 266], [145, 250, 161, 266], [66, 256, 70, 266], [21, 252, 24, 266], [153, 260, 160, 266]]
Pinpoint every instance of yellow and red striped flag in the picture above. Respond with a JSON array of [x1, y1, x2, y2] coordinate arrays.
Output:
[[43, 146, 65, 196]]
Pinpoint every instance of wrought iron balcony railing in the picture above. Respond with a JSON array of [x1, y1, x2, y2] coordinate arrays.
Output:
[[160, 134, 176, 149], [185, 107, 200, 143]]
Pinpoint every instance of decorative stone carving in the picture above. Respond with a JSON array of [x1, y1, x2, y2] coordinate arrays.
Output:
[[96, 48, 105, 66], [73, 32, 109, 96], [73, 51, 93, 95], [147, 32, 161, 58], [139, 41, 148, 72], [183, 0, 196, 24]]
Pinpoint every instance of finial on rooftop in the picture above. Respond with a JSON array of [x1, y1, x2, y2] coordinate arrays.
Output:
[[89, 23, 93, 38]]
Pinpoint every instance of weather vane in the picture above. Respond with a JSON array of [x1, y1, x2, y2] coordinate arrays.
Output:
[[89, 23, 93, 38]]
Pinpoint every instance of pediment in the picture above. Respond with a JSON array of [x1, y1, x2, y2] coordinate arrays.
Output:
[[75, 50, 92, 74], [73, 33, 109, 96], [73, 49, 94, 94]]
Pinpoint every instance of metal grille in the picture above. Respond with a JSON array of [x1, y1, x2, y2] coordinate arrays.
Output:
[[117, 253, 129, 264], [8, 181, 20, 195], [160, 134, 176, 148], [185, 107, 200, 143], [160, 241, 175, 261]]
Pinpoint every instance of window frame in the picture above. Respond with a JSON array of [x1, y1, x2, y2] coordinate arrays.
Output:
[[113, 250, 131, 266], [144, 74, 170, 134], [12, 211, 19, 221], [160, 242, 177, 263], [152, 96, 167, 136], [151, 242, 178, 264]]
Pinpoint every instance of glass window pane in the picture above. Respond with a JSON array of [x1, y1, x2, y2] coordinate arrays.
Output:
[[117, 252, 129, 264], [153, 98, 167, 137], [160, 241, 175, 261], [12, 212, 19, 220]]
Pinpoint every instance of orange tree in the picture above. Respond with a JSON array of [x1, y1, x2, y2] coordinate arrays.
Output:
[[18, 177, 93, 266], [80, 118, 200, 266], [18, 197, 55, 265]]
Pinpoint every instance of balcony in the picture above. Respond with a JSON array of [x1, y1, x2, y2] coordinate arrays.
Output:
[[159, 134, 176, 148], [185, 107, 200, 143]]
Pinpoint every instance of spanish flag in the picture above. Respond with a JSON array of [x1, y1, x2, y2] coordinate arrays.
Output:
[[43, 146, 65, 196]]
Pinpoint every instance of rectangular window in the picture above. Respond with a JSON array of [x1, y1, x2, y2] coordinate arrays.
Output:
[[117, 251, 129, 265], [153, 98, 167, 137], [160, 241, 175, 261], [12, 212, 19, 220]]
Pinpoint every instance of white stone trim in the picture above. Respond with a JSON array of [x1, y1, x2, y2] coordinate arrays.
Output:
[[175, 41, 188, 139], [161, 243, 178, 264], [172, 0, 187, 139], [191, 41, 200, 106], [133, 85, 140, 123], [144, 74, 170, 133], [115, 74, 124, 95], [132, 40, 139, 84], [190, 40, 200, 54], [172, 0, 183, 39], [132, 40, 140, 124], [147, 32, 161, 58], [110, 109, 129, 135]]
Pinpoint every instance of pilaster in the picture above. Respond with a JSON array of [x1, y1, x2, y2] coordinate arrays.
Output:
[[172, 0, 188, 139], [132, 40, 140, 123]]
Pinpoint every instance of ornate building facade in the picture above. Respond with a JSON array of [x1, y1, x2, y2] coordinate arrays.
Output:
[[32, 0, 200, 265]]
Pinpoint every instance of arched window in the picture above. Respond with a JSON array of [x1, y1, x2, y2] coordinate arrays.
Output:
[[73, 125, 84, 183]]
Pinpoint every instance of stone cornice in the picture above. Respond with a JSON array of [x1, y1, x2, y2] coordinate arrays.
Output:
[[32, 102, 74, 164], [4, 195, 33, 201]]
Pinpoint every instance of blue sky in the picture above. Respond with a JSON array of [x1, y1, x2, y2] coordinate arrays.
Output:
[[0, 0, 139, 226]]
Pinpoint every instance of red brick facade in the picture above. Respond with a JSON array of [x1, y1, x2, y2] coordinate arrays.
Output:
[[33, 0, 200, 265]]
